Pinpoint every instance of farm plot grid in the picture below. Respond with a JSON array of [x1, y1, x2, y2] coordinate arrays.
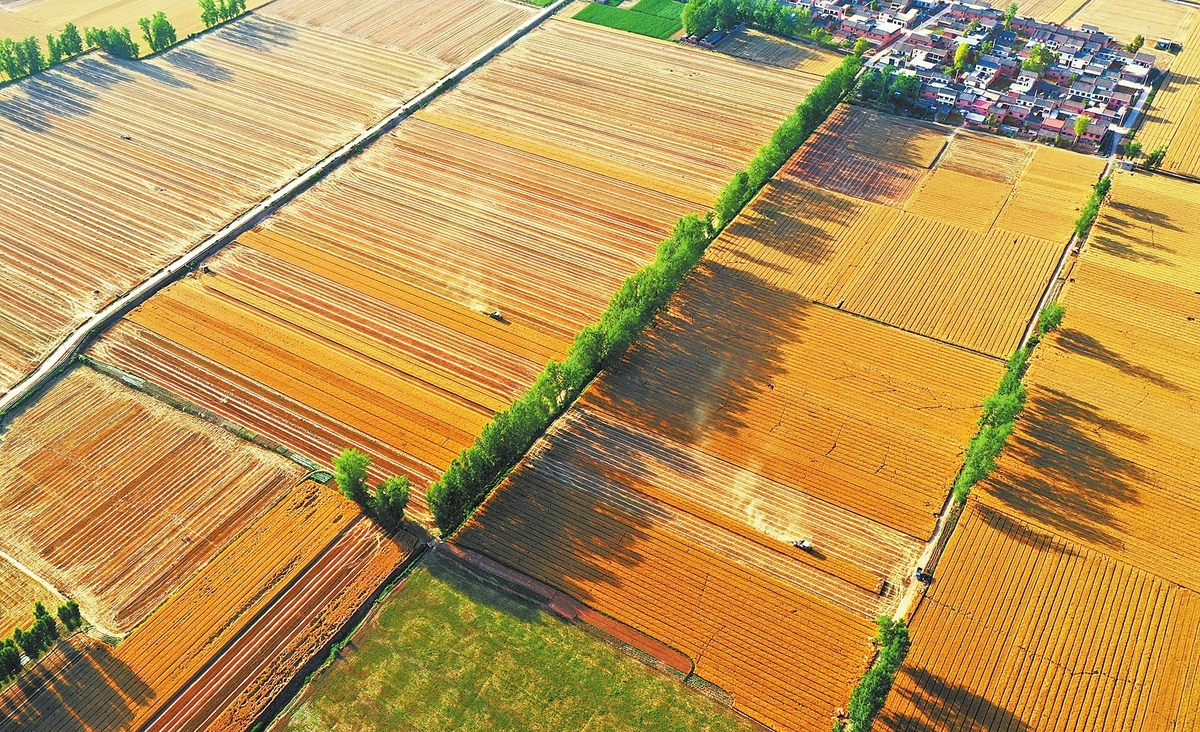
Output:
[[880, 502, 1200, 732], [0, 366, 302, 634], [708, 106, 1105, 358], [0, 0, 539, 399], [1137, 23, 1200, 179], [0, 479, 412, 732], [89, 18, 838, 517], [457, 255, 1003, 731], [877, 170, 1200, 731]]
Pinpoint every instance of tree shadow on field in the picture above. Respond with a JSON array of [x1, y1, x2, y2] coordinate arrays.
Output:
[[1086, 197, 1179, 264], [163, 48, 235, 83], [879, 666, 1033, 732], [219, 15, 298, 53], [585, 262, 812, 448], [1054, 328, 1181, 393], [426, 551, 546, 624], [0, 67, 100, 133], [0, 638, 153, 731], [971, 502, 1080, 559], [720, 179, 846, 266], [978, 387, 1147, 551]]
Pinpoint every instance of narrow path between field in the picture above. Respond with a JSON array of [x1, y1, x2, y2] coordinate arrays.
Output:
[[0, 0, 571, 420]]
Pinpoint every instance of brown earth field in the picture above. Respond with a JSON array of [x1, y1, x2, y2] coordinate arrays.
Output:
[[0, 480, 414, 732], [877, 171, 1200, 729], [708, 106, 1105, 358], [0, 366, 303, 634], [88, 17, 841, 518], [455, 245, 1005, 730], [0, 0, 531, 398]]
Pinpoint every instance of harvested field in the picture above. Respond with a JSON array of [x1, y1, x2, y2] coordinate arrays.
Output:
[[416, 18, 839, 204], [880, 502, 1200, 732], [260, 0, 537, 65], [709, 107, 1082, 358], [716, 27, 845, 73], [280, 550, 756, 732], [0, 480, 362, 730], [936, 131, 1032, 184], [976, 171, 1200, 590], [0, 367, 303, 633], [2, 0, 271, 38], [1137, 23, 1200, 179], [91, 19, 835, 515], [0, 555, 59, 639], [0, 0, 535, 396], [994, 145, 1107, 241], [1064, 0, 1196, 46], [1011, 0, 1084, 23], [457, 255, 1002, 731]]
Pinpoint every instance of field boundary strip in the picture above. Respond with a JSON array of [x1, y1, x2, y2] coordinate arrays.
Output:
[[0, 0, 571, 420]]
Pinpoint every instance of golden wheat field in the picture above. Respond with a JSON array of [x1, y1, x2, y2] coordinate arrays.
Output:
[[0, 367, 303, 634], [0, 0, 538, 399], [1067, 0, 1196, 45], [1138, 23, 1200, 179], [708, 107, 1094, 358], [880, 503, 1200, 732], [0, 555, 59, 639], [89, 18, 838, 517], [878, 171, 1200, 731], [0, 0, 273, 39]]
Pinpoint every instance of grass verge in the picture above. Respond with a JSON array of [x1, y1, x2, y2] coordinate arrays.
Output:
[[281, 553, 753, 732], [573, 3, 683, 39]]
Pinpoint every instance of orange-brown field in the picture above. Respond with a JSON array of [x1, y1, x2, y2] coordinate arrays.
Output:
[[1137, 23, 1200, 179], [0, 0, 534, 398], [878, 171, 1200, 728], [457, 249, 1003, 729], [881, 503, 1200, 732], [0, 480, 412, 731], [709, 107, 1105, 358], [89, 18, 838, 517], [0, 367, 303, 633]]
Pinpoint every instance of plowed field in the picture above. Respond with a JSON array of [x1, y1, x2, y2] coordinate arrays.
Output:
[[0, 480, 360, 730], [878, 171, 1200, 730], [0, 367, 302, 634], [90, 19, 837, 516], [1137, 23, 1200, 179], [880, 502, 1200, 732], [708, 107, 1091, 358], [0, 0, 537, 397], [0, 555, 59, 639], [716, 27, 845, 72], [456, 254, 1002, 731], [0, 0, 271, 38]]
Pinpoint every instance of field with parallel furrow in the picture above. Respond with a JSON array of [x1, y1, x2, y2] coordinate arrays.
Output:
[[0, 0, 273, 38], [1137, 22, 1200, 179], [457, 255, 1002, 731], [0, 480, 411, 732], [877, 170, 1200, 730], [708, 106, 1095, 358], [0, 555, 59, 639], [0, 367, 302, 634], [0, 0, 542, 398], [90, 19, 839, 516], [260, 0, 537, 66], [880, 503, 1200, 732]]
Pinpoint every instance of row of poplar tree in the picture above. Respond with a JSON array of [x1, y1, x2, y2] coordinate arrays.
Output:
[[0, 0, 249, 82]]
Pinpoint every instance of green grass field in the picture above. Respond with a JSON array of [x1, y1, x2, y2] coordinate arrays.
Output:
[[629, 0, 686, 20], [283, 553, 753, 732], [572, 3, 683, 39]]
